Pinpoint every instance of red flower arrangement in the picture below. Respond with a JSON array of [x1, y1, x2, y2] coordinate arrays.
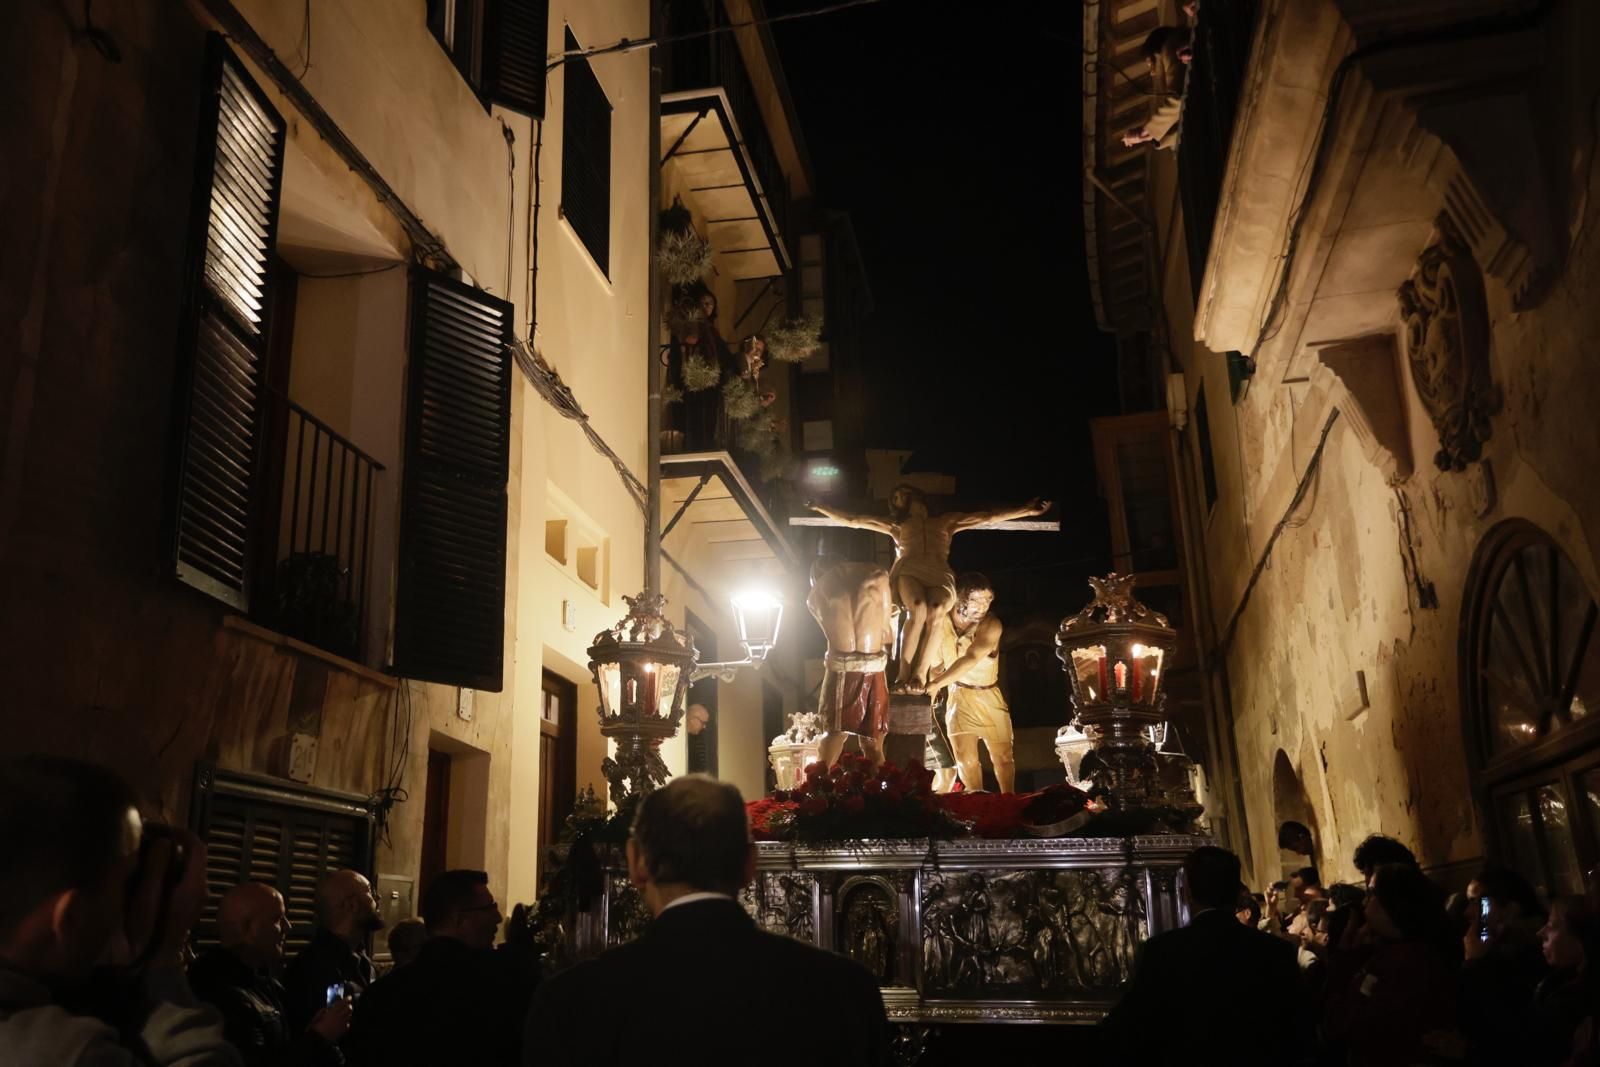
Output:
[[776, 755, 962, 842], [744, 763, 1094, 842]]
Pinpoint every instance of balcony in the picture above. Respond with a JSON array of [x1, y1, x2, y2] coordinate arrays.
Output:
[[253, 390, 386, 664], [661, 0, 792, 279]]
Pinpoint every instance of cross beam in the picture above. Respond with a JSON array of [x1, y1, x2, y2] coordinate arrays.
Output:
[[787, 517, 1060, 532]]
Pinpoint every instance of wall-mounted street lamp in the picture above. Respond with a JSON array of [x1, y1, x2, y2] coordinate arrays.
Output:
[[691, 589, 784, 682]]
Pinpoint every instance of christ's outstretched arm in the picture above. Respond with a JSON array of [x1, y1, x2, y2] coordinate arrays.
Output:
[[950, 497, 1052, 531], [806, 501, 896, 537]]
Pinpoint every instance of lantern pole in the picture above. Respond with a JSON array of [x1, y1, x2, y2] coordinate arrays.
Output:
[[644, 0, 663, 596]]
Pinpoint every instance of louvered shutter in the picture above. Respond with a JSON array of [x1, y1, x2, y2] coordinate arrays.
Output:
[[393, 271, 513, 691], [560, 27, 612, 275], [193, 771, 371, 954], [169, 39, 285, 609], [483, 0, 550, 118]]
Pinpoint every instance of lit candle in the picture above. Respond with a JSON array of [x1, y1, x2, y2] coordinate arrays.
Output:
[[1131, 656, 1142, 702], [1097, 654, 1109, 695]]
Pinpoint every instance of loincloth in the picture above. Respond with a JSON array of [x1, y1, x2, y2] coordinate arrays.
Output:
[[819, 652, 889, 737], [888, 555, 957, 607], [946, 683, 1014, 744]]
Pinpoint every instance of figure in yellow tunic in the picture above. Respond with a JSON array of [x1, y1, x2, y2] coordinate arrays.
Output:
[[926, 573, 1015, 793]]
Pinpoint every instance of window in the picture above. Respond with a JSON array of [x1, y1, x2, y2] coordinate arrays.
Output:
[[1194, 385, 1219, 513], [428, 0, 550, 117], [561, 27, 612, 275], [392, 270, 515, 692], [190, 765, 373, 955], [169, 39, 286, 610], [1465, 521, 1600, 899]]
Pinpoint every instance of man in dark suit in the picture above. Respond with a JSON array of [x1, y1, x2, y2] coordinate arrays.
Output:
[[1102, 845, 1301, 1065], [524, 776, 891, 1066]]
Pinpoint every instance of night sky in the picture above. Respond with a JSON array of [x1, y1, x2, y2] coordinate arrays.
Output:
[[766, 0, 1121, 616]]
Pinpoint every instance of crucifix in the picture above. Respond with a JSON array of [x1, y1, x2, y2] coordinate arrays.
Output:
[[793, 486, 1056, 779], [793, 486, 1056, 692]]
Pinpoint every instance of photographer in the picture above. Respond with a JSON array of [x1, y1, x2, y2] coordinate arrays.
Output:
[[0, 754, 241, 1065]]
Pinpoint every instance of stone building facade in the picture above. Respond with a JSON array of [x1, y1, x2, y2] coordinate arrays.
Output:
[[1084, 0, 1600, 892]]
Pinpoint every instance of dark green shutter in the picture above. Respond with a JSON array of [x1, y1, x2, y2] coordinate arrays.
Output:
[[170, 39, 286, 609], [393, 270, 513, 691], [560, 27, 612, 275], [484, 0, 551, 118], [191, 768, 372, 954]]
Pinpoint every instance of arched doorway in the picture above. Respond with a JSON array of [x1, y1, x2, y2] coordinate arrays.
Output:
[[1462, 520, 1600, 899], [1271, 750, 1320, 877]]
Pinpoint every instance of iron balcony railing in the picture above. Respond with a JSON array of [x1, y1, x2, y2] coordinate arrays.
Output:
[[258, 390, 385, 663], [663, 0, 792, 254]]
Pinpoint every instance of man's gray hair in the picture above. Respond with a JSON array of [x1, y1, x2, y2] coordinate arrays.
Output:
[[630, 776, 751, 895]]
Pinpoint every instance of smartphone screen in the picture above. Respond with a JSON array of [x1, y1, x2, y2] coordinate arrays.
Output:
[[1477, 896, 1491, 942], [325, 982, 344, 1006]]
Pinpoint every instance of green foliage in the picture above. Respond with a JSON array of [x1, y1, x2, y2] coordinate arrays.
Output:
[[656, 228, 714, 287], [682, 354, 720, 392], [764, 313, 823, 363], [722, 375, 762, 420], [661, 383, 684, 405]]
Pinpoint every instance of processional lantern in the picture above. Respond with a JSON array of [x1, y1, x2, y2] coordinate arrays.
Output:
[[587, 592, 699, 805], [1056, 573, 1177, 808]]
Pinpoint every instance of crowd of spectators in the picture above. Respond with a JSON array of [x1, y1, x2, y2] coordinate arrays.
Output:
[[1209, 828, 1600, 1066]]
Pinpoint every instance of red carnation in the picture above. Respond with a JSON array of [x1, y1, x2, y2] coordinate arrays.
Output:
[[797, 795, 828, 816]]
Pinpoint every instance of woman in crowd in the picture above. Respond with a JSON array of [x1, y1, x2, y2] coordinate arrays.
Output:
[[1322, 863, 1461, 1066], [1532, 896, 1598, 1065]]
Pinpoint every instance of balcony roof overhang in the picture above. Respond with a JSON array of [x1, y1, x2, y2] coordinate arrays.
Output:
[[661, 452, 799, 589], [662, 90, 790, 280]]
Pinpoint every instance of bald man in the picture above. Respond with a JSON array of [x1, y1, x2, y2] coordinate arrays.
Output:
[[188, 883, 348, 1066], [283, 870, 382, 1037]]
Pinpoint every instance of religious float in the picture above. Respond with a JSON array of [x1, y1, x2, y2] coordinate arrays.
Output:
[[527, 571, 1210, 1040]]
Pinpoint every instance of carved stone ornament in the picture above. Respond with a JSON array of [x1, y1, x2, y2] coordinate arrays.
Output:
[[1397, 216, 1503, 473]]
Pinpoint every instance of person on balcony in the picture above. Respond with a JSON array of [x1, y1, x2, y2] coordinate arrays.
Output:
[[1121, 26, 1191, 151]]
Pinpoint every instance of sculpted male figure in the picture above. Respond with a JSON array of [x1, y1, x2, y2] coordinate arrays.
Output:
[[808, 488, 1050, 690], [805, 559, 894, 768], [927, 573, 1015, 793]]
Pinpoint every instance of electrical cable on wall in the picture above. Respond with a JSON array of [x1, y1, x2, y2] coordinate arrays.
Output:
[[545, 0, 889, 71]]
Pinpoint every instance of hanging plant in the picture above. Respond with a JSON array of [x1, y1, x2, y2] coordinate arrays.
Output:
[[659, 201, 694, 236], [735, 412, 778, 457], [682, 355, 720, 392], [722, 376, 762, 421], [758, 449, 788, 483], [764, 313, 823, 363], [662, 383, 684, 405], [663, 299, 705, 340], [657, 228, 715, 287]]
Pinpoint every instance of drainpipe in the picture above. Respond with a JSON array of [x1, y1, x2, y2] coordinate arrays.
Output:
[[644, 0, 663, 595]]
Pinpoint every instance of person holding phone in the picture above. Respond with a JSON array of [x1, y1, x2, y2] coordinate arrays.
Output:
[[0, 755, 241, 1065], [1460, 862, 1551, 1062], [188, 882, 349, 1066]]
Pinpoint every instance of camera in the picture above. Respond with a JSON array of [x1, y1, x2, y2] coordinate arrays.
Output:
[[1477, 896, 1492, 943], [124, 822, 191, 969], [325, 982, 346, 1007]]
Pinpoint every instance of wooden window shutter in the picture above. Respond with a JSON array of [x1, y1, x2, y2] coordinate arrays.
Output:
[[169, 38, 286, 609], [560, 27, 612, 275], [191, 768, 372, 954], [484, 0, 551, 118], [393, 270, 513, 691]]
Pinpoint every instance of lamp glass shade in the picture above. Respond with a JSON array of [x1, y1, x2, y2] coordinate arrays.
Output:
[[596, 661, 622, 719], [732, 591, 783, 655]]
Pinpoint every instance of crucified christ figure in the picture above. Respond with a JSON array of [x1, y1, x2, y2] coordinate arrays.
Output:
[[807, 486, 1051, 692]]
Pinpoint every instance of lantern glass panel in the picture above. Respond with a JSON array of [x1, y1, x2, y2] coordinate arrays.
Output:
[[656, 662, 683, 718], [1069, 645, 1107, 702], [597, 662, 621, 718]]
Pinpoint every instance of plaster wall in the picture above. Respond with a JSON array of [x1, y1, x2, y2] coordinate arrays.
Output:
[[1, 0, 651, 921], [1154, 1, 1600, 888]]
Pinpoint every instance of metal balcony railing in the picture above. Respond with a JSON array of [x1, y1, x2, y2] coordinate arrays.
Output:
[[258, 391, 385, 663], [664, 0, 791, 251]]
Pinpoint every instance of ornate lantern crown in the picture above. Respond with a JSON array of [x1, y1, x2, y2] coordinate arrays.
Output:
[[1056, 574, 1176, 714], [587, 592, 699, 735]]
